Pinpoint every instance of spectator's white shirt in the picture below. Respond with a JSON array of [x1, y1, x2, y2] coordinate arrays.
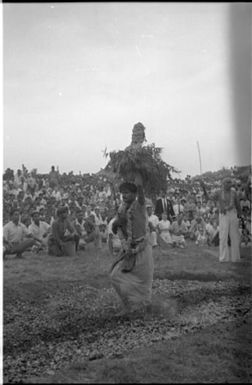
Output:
[[74, 218, 87, 237], [23, 192, 33, 201], [107, 218, 115, 235], [184, 219, 191, 230], [107, 217, 121, 247], [206, 223, 219, 237], [158, 219, 171, 233], [173, 203, 184, 216], [105, 185, 112, 197], [52, 190, 62, 201], [92, 211, 104, 226], [3, 221, 31, 244], [148, 214, 159, 229], [28, 221, 50, 241], [205, 223, 214, 236]]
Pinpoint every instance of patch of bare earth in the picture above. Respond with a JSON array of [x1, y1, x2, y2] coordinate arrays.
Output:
[[3, 242, 252, 383]]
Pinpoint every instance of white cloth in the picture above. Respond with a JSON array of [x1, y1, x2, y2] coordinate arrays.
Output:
[[219, 209, 240, 262], [148, 214, 159, 246], [28, 221, 50, 245], [110, 241, 154, 309], [28, 221, 50, 241], [148, 214, 159, 228], [3, 221, 31, 244], [173, 203, 184, 216], [158, 219, 172, 244], [108, 218, 122, 251]]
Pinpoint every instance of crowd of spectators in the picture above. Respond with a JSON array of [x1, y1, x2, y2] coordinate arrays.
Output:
[[2, 164, 251, 258], [147, 171, 251, 250]]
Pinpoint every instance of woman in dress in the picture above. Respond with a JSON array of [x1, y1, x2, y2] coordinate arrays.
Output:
[[157, 212, 173, 248]]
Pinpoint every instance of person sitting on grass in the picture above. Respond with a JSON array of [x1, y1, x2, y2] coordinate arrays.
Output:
[[28, 210, 51, 253], [169, 213, 188, 248], [47, 206, 79, 256], [73, 209, 87, 250], [107, 215, 122, 256], [195, 223, 207, 246], [99, 223, 109, 243], [189, 214, 206, 242], [183, 213, 191, 239], [83, 213, 101, 248], [3, 209, 40, 259]]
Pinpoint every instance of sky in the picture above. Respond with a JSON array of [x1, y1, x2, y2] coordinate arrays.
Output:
[[3, 2, 251, 178]]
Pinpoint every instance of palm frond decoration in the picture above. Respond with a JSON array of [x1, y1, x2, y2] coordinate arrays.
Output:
[[104, 123, 180, 198]]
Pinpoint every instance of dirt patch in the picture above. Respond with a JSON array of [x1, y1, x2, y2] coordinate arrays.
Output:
[[28, 314, 252, 384], [3, 244, 252, 383]]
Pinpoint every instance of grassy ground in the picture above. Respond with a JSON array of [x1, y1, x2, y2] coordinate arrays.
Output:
[[3, 241, 252, 383]]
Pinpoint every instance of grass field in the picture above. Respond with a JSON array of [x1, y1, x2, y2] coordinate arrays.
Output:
[[3, 241, 252, 383]]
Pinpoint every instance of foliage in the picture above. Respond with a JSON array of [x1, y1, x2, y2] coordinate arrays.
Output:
[[3, 168, 14, 181], [105, 143, 180, 198]]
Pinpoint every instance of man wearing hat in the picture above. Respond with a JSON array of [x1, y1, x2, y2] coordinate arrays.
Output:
[[110, 174, 154, 317]]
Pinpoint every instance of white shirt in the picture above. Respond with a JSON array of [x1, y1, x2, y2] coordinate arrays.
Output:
[[74, 218, 87, 237], [28, 221, 50, 241], [3, 221, 31, 244], [158, 219, 171, 233], [148, 214, 159, 229], [173, 203, 184, 216], [107, 218, 121, 247]]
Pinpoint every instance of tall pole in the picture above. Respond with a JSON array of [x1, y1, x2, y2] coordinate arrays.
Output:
[[196, 141, 202, 175]]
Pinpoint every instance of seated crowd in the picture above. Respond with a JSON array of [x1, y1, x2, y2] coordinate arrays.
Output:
[[3, 165, 251, 259]]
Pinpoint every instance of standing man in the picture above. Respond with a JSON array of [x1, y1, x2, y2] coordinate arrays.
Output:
[[48, 166, 59, 189], [155, 190, 175, 222], [201, 177, 241, 262]]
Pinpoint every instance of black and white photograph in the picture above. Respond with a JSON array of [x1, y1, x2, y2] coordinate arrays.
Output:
[[2, 2, 251, 383]]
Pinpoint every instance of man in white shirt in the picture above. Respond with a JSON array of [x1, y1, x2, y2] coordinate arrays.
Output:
[[28, 211, 51, 252], [173, 198, 184, 217], [3, 209, 38, 259]]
